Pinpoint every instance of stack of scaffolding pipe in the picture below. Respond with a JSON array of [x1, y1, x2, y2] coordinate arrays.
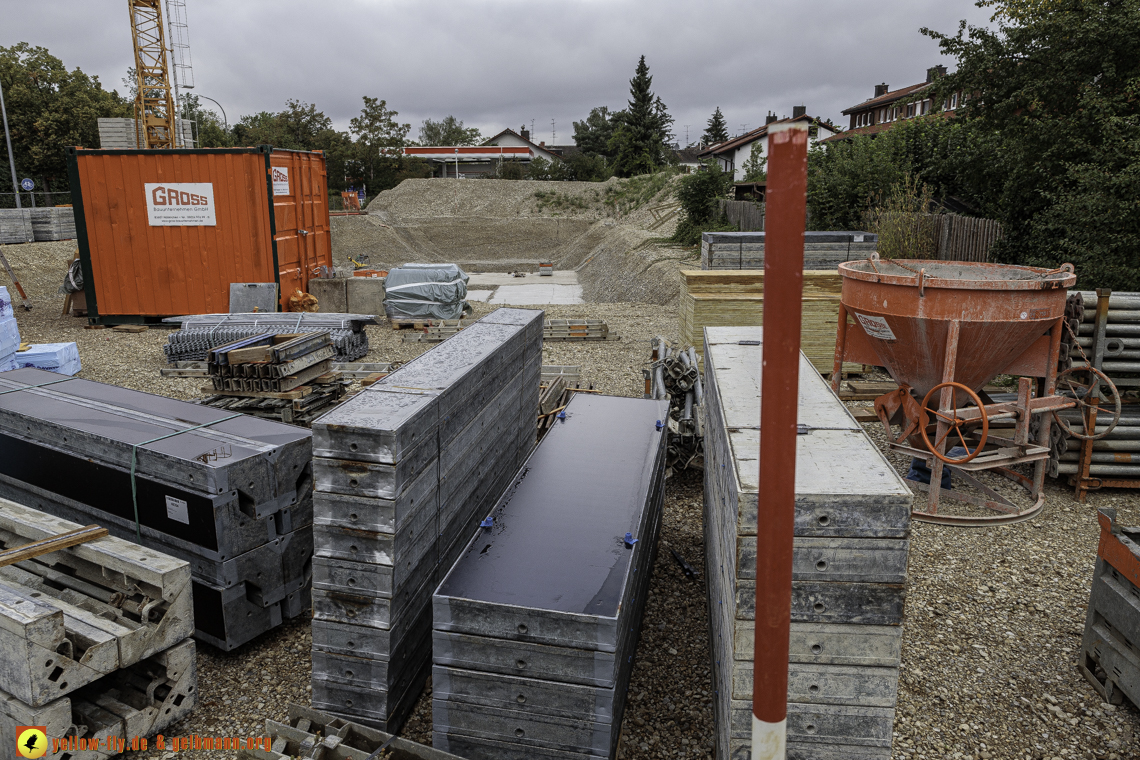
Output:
[[1048, 290, 1140, 479]]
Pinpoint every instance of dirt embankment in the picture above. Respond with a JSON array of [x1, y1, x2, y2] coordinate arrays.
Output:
[[332, 176, 689, 306]]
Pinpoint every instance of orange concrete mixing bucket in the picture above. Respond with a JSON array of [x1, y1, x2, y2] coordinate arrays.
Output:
[[836, 259, 1077, 397]]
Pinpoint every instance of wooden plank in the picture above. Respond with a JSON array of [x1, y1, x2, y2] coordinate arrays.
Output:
[[0, 525, 108, 567], [111, 325, 147, 334], [226, 345, 273, 364], [202, 385, 312, 400]]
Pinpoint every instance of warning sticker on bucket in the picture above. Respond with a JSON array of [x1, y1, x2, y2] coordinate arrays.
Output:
[[856, 313, 897, 341], [145, 183, 216, 226]]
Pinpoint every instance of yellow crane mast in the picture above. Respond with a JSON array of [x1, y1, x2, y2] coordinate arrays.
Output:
[[128, 0, 178, 149]]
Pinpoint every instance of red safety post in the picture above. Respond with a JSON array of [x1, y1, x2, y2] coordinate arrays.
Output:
[[752, 120, 808, 759]]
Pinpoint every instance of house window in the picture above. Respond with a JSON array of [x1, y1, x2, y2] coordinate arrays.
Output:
[[951, 92, 959, 109]]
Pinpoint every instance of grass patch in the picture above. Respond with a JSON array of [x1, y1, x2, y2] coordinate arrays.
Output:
[[602, 170, 678, 214], [533, 189, 592, 212]]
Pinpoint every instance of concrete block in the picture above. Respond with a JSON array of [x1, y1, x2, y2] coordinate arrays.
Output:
[[309, 278, 348, 313], [347, 277, 385, 315]]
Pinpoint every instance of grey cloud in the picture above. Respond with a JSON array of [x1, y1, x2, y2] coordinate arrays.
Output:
[[6, 0, 992, 143]]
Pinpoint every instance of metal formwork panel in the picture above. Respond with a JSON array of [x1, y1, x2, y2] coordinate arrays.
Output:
[[313, 446, 437, 501], [313, 464, 438, 536], [702, 326, 912, 760], [432, 394, 667, 760], [310, 637, 431, 731], [312, 559, 434, 631], [0, 639, 197, 760], [192, 576, 309, 652]]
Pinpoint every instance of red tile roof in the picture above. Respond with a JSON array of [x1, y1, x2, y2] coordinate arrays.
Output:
[[696, 115, 837, 158], [841, 82, 930, 115]]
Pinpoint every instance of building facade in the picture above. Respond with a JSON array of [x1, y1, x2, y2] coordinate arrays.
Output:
[[696, 107, 838, 182], [821, 66, 964, 144]]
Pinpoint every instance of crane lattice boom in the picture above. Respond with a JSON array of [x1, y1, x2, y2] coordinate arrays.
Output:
[[128, 0, 177, 149]]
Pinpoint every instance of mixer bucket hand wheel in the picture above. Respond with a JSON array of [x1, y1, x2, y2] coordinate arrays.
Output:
[[1051, 366, 1122, 441], [919, 382, 988, 464]]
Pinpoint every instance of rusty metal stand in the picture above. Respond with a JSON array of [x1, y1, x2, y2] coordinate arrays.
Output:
[[1070, 289, 1140, 500]]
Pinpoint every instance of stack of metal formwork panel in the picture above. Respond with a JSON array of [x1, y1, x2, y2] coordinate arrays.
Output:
[[0, 499, 197, 760], [0, 368, 314, 651], [432, 393, 669, 760], [700, 231, 878, 270], [1081, 508, 1140, 709], [163, 313, 377, 363], [309, 307, 543, 731], [702, 327, 912, 760]]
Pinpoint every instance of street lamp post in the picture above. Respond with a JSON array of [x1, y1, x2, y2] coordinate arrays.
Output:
[[195, 94, 228, 130], [0, 76, 21, 209]]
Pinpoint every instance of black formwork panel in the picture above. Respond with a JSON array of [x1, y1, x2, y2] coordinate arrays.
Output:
[[309, 308, 544, 733], [433, 393, 669, 760], [0, 368, 315, 651]]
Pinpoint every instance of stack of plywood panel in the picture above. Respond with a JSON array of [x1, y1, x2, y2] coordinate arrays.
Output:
[[432, 393, 668, 760], [96, 117, 195, 149], [0, 498, 197, 760], [309, 307, 543, 731], [702, 327, 912, 760], [0, 368, 314, 651], [680, 270, 862, 374], [700, 231, 877, 271]]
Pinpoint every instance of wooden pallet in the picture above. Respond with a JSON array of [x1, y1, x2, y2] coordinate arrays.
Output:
[[400, 320, 466, 343], [198, 381, 348, 426], [542, 319, 619, 341]]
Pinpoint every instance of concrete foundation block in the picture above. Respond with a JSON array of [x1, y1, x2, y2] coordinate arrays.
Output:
[[309, 278, 348, 313], [347, 277, 386, 316]]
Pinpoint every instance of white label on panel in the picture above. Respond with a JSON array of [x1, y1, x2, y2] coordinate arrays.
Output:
[[271, 166, 290, 196], [145, 183, 217, 226], [165, 495, 190, 524], [854, 234, 865, 243], [856, 313, 897, 341]]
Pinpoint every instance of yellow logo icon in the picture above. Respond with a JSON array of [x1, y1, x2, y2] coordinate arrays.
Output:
[[16, 727, 47, 759]]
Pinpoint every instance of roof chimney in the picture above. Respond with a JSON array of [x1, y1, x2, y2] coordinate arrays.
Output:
[[874, 83, 890, 97], [765, 111, 777, 125], [792, 105, 806, 119], [926, 65, 947, 83], [520, 125, 530, 141]]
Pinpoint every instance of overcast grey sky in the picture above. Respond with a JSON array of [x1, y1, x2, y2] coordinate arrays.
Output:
[[8, 0, 992, 144]]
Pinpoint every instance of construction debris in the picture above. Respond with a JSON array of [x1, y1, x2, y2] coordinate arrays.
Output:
[[162, 313, 377, 363], [645, 337, 704, 475], [0, 368, 313, 651], [0, 499, 197, 759], [432, 393, 668, 760], [703, 327, 912, 759], [1080, 508, 1140, 709], [309, 307, 543, 731], [238, 703, 464, 760]]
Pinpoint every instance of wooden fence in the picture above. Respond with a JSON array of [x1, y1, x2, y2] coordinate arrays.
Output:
[[930, 213, 1003, 262], [717, 199, 765, 231]]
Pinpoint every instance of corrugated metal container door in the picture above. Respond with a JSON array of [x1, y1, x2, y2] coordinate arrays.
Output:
[[269, 149, 332, 308], [67, 147, 277, 319]]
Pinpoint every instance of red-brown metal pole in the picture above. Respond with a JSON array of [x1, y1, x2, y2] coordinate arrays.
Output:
[[753, 120, 808, 759]]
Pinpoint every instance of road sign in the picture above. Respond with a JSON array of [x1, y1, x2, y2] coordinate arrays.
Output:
[[19, 178, 33, 191]]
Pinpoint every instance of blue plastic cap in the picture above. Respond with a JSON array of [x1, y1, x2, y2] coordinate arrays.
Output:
[[624, 532, 638, 546], [655, 420, 664, 431], [480, 517, 493, 528], [557, 410, 566, 420]]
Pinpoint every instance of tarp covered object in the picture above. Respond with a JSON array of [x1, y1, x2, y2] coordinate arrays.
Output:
[[384, 263, 470, 321]]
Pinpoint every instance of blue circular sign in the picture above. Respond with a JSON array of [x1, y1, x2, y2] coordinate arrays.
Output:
[[19, 178, 34, 191]]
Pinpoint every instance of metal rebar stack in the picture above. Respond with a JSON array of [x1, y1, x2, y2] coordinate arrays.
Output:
[[162, 313, 377, 363], [309, 308, 543, 732], [1048, 290, 1140, 485], [645, 337, 704, 475], [0, 498, 198, 759], [0, 368, 314, 651]]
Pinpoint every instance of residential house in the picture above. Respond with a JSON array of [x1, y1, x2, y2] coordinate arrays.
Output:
[[403, 127, 561, 178], [820, 66, 965, 144], [696, 107, 839, 182]]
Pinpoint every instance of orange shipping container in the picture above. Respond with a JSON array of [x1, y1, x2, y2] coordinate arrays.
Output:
[[66, 145, 333, 324]]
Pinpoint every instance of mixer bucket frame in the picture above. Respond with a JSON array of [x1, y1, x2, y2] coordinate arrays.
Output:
[[831, 304, 1113, 525]]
